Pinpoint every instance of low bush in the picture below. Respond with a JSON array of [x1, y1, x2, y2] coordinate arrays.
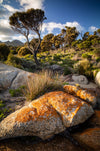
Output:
[[0, 100, 12, 121], [64, 67, 72, 75], [82, 53, 91, 60], [6, 54, 23, 69], [0, 43, 10, 60], [9, 86, 25, 97], [93, 48, 100, 57], [73, 59, 91, 75]]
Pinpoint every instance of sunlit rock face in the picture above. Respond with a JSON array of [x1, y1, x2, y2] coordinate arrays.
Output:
[[63, 85, 97, 107], [0, 91, 94, 140]]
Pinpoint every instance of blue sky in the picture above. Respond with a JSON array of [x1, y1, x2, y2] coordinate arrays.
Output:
[[0, 0, 99, 42]]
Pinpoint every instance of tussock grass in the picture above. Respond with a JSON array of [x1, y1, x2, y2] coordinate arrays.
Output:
[[25, 70, 63, 100]]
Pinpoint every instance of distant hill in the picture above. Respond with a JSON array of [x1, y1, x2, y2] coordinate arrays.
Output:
[[0, 40, 24, 47]]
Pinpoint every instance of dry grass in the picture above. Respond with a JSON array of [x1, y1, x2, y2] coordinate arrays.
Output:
[[25, 70, 63, 101]]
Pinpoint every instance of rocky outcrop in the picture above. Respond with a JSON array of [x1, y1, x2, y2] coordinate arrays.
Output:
[[0, 63, 35, 90], [95, 71, 100, 87], [64, 85, 97, 107], [0, 91, 94, 140]]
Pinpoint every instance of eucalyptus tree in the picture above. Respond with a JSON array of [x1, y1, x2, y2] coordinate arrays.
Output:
[[9, 8, 47, 65]]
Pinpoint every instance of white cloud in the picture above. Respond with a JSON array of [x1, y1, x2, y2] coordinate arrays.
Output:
[[3, 4, 19, 13], [88, 26, 98, 32], [42, 21, 84, 33], [18, 0, 45, 10], [0, 19, 18, 41], [0, 0, 3, 4]]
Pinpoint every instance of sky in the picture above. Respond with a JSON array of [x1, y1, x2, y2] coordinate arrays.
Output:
[[0, 0, 100, 42]]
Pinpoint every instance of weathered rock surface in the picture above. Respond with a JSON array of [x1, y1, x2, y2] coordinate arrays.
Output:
[[0, 91, 94, 140], [0, 62, 35, 90], [95, 71, 100, 87], [72, 75, 88, 85], [64, 85, 97, 107], [73, 127, 100, 151]]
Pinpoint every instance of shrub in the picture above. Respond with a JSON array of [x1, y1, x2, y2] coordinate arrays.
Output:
[[53, 54, 61, 61], [9, 86, 25, 97], [10, 49, 17, 54], [77, 40, 91, 50], [64, 67, 72, 75], [6, 54, 23, 69], [18, 47, 31, 56], [82, 53, 91, 60], [73, 59, 91, 74], [25, 70, 63, 100], [0, 100, 12, 121], [0, 43, 10, 60], [93, 48, 100, 57], [16, 46, 21, 53], [96, 57, 100, 62]]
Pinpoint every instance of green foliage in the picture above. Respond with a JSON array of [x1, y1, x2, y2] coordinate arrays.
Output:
[[64, 67, 72, 75], [64, 26, 79, 47], [82, 53, 91, 59], [0, 100, 5, 108], [0, 43, 10, 60], [16, 46, 21, 53], [0, 100, 13, 121], [40, 33, 54, 51], [9, 8, 47, 65], [10, 49, 17, 54], [93, 48, 100, 57], [82, 32, 89, 40], [51, 34, 64, 49], [77, 40, 91, 50], [9, 86, 25, 97], [18, 47, 31, 56], [96, 57, 100, 62], [6, 53, 23, 69], [53, 54, 61, 61], [71, 39, 81, 47], [73, 59, 93, 78]]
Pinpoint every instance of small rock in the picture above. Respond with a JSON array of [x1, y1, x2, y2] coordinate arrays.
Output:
[[72, 75, 88, 85], [50, 64, 62, 70]]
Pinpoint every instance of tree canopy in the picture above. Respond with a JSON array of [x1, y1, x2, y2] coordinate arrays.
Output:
[[9, 8, 47, 65]]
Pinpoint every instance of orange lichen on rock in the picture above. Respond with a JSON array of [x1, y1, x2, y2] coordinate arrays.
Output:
[[0, 91, 94, 140], [63, 85, 97, 107], [46, 91, 93, 127], [15, 96, 60, 123]]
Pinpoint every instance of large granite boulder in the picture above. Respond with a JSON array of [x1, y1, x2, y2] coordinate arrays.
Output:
[[0, 91, 94, 140], [0, 63, 35, 90]]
